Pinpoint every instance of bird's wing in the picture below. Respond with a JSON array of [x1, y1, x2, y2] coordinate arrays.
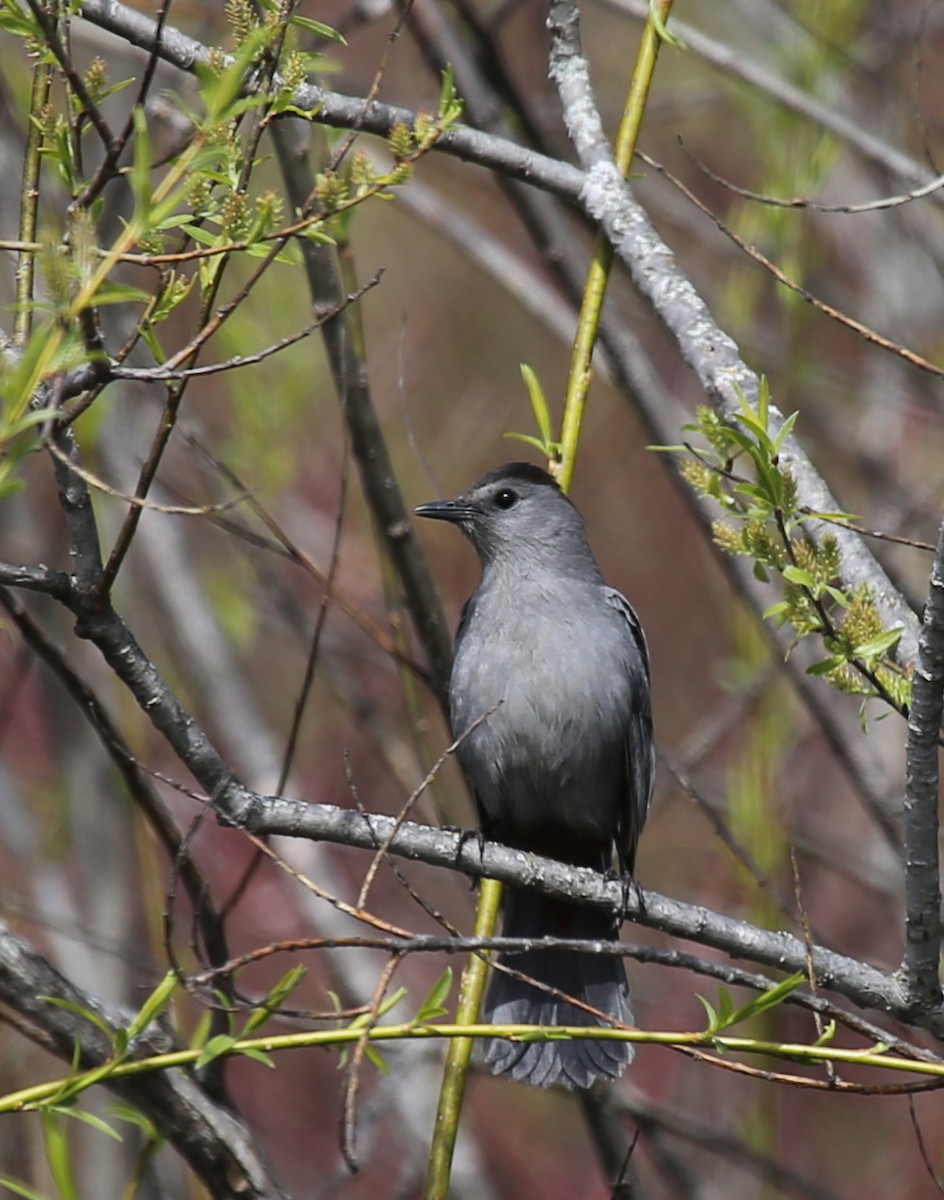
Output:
[[454, 592, 475, 648], [603, 586, 655, 874]]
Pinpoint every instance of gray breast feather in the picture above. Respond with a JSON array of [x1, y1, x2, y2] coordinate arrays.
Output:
[[450, 580, 653, 868]]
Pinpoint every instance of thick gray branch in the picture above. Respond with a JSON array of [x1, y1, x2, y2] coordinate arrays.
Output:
[[546, 0, 920, 665], [902, 516, 944, 1010], [245, 795, 923, 1029], [69, 600, 256, 822], [0, 562, 71, 595], [0, 921, 289, 1199]]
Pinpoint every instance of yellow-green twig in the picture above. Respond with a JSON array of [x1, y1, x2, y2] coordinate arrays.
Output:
[[4, 1021, 941, 1115], [14, 58, 52, 347], [557, 0, 676, 492], [425, 877, 503, 1199]]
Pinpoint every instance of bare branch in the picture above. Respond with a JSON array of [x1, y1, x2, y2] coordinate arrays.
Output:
[[0, 564, 71, 596], [902, 517, 944, 1012], [244, 795, 922, 1029]]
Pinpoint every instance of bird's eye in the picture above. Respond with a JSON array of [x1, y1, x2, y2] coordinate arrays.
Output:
[[494, 488, 518, 510]]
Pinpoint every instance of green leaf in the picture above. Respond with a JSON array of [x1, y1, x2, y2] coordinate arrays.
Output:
[[648, 0, 686, 49], [198, 28, 270, 122], [244, 965, 307, 1035], [725, 972, 805, 1024], [853, 628, 903, 660], [807, 509, 860, 523], [782, 565, 815, 588], [0, 3, 42, 39], [771, 410, 799, 453], [130, 106, 152, 224], [237, 1046, 275, 1068], [195, 1033, 238, 1070], [823, 586, 851, 608], [519, 363, 553, 448], [438, 63, 463, 124], [806, 655, 846, 676], [91, 280, 152, 307], [364, 1045, 390, 1074], [128, 970, 178, 1040], [415, 967, 453, 1024], [42, 1111, 78, 1200], [289, 14, 346, 41], [347, 987, 408, 1032], [714, 425, 756, 457], [0, 1175, 51, 1200], [45, 1104, 122, 1142], [716, 987, 735, 1024], [189, 1007, 215, 1050], [151, 272, 196, 323], [108, 1105, 161, 1141], [813, 1020, 837, 1047], [178, 224, 222, 247], [139, 323, 166, 364], [39, 997, 116, 1046], [505, 432, 551, 454], [695, 993, 720, 1032]]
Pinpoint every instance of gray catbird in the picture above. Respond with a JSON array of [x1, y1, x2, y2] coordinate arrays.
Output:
[[416, 462, 654, 1088]]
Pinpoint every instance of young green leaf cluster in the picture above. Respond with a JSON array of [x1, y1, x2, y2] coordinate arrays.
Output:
[[0, 7, 463, 498], [659, 381, 910, 713]]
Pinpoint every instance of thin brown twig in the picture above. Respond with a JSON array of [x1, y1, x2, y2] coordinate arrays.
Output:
[[356, 704, 502, 910], [220, 447, 351, 921], [341, 953, 403, 1170], [638, 149, 944, 383], [243, 833, 415, 939], [679, 137, 944, 215], [42, 438, 250, 515], [908, 1094, 944, 1194], [790, 847, 836, 1084], [72, 0, 173, 212], [170, 426, 432, 679]]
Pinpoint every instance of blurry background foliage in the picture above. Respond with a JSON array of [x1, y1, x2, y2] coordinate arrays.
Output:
[[1, 0, 944, 1198]]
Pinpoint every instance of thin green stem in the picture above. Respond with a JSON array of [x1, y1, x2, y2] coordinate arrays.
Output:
[[4, 1017, 941, 1115], [425, 877, 503, 1200], [14, 59, 52, 346], [557, 0, 675, 492]]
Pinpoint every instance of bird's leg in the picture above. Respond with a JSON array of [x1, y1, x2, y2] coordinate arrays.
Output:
[[454, 826, 488, 888], [604, 866, 646, 922]]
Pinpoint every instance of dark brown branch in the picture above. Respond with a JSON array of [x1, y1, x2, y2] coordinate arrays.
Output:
[[902, 516, 944, 1011]]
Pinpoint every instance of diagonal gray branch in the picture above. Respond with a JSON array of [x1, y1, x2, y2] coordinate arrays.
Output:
[[606, 0, 944, 207], [546, 0, 920, 665], [901, 515, 944, 1011]]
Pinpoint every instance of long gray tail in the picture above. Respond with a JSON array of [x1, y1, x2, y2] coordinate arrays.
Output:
[[482, 889, 633, 1089]]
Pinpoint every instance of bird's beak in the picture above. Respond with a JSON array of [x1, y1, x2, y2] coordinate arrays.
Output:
[[414, 500, 476, 523]]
